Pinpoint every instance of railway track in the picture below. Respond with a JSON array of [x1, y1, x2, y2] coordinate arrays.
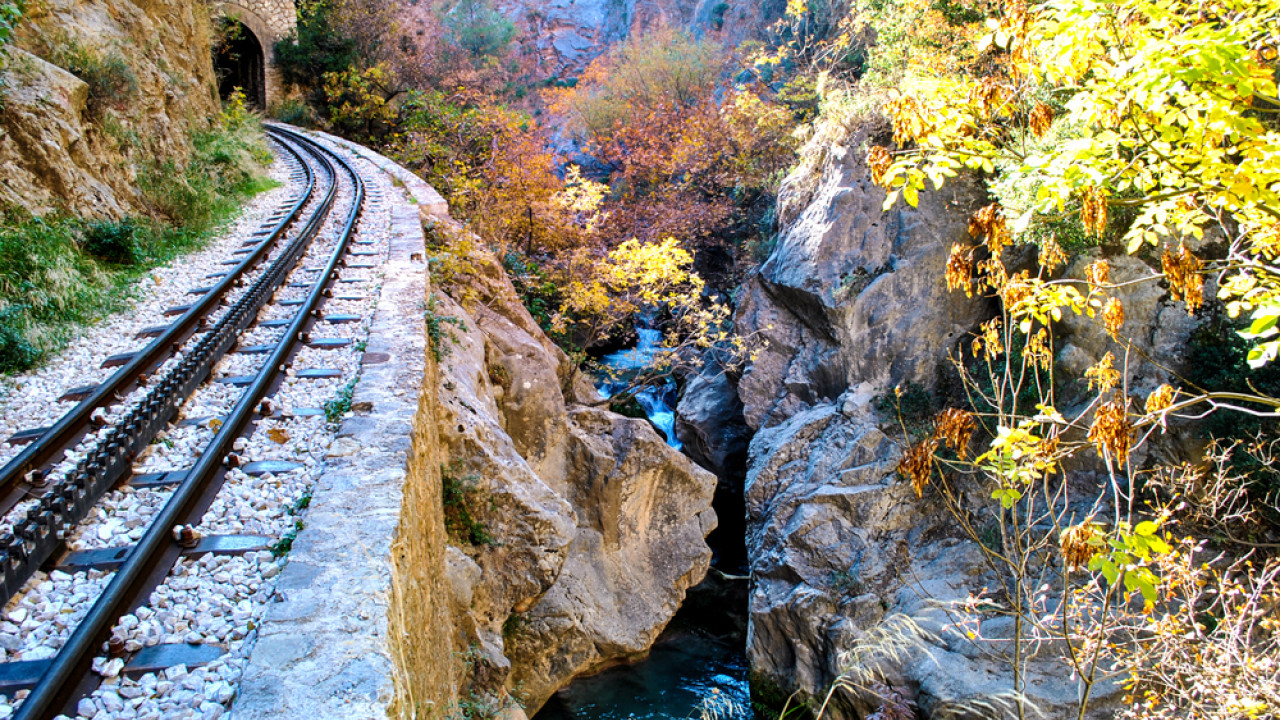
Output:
[[0, 125, 385, 719]]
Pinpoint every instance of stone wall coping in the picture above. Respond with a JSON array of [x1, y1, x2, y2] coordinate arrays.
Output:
[[232, 129, 437, 719], [307, 129, 450, 220]]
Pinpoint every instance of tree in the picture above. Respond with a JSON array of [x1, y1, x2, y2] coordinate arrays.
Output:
[[853, 0, 1280, 716], [550, 237, 755, 394], [872, 0, 1280, 364], [442, 0, 515, 61], [321, 63, 401, 142]]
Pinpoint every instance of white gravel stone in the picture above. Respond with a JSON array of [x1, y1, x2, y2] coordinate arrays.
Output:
[[1, 136, 400, 720]]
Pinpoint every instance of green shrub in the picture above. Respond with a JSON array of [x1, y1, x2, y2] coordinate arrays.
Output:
[[711, 1, 730, 29], [425, 293, 467, 362], [49, 40, 138, 117], [0, 306, 38, 373], [0, 0, 24, 80], [269, 97, 316, 126], [323, 378, 357, 423], [83, 218, 143, 265], [830, 568, 865, 598], [274, 1, 358, 94], [444, 0, 516, 60], [750, 671, 814, 720], [441, 462, 495, 546]]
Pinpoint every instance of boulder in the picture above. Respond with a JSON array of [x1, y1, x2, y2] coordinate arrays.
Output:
[[735, 120, 992, 431], [429, 228, 717, 713], [675, 364, 750, 480]]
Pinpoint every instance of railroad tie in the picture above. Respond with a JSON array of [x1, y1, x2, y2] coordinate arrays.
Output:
[[101, 351, 138, 369], [0, 644, 226, 695], [59, 384, 100, 402], [57, 534, 273, 573]]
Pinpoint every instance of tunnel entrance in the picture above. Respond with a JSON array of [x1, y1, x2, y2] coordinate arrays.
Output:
[[214, 19, 266, 109]]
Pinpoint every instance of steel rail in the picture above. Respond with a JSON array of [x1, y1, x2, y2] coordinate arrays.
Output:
[[0, 137, 316, 502], [11, 126, 366, 720], [0, 129, 341, 604]]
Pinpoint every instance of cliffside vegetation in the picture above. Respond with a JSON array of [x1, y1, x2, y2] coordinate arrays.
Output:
[[279, 0, 1280, 716], [0, 92, 273, 373], [0, 0, 275, 373]]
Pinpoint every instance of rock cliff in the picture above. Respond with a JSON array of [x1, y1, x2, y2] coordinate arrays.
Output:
[[711, 114, 1208, 718], [0, 0, 219, 217], [400, 0, 783, 80], [422, 221, 718, 715], [494, 0, 783, 75]]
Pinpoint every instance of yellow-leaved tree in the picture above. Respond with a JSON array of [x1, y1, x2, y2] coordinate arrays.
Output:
[[837, 0, 1280, 718]]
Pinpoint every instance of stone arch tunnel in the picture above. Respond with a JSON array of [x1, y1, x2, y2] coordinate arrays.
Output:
[[209, 0, 297, 109]]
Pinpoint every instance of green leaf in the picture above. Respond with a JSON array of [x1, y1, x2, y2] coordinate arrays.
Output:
[[903, 184, 919, 208], [1244, 311, 1280, 339], [991, 487, 1022, 509]]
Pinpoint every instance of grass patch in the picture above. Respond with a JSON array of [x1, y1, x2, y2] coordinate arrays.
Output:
[[425, 293, 466, 363], [323, 377, 358, 424], [441, 462, 495, 546], [0, 98, 276, 374]]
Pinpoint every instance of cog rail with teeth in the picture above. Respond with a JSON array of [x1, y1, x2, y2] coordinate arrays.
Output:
[[8, 125, 367, 719], [0, 137, 316, 515]]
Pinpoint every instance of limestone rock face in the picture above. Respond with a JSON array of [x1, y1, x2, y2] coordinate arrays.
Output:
[[736, 120, 991, 432], [429, 226, 717, 714], [494, 0, 783, 74], [733, 118, 1128, 718], [399, 0, 783, 81], [0, 0, 219, 218]]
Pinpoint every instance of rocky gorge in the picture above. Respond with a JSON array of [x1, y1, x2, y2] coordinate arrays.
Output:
[[390, 109, 1213, 719], [667, 114, 1218, 718], [0, 0, 1258, 716]]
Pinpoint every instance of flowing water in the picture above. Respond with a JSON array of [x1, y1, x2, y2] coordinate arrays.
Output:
[[533, 325, 751, 720], [534, 612, 751, 720], [596, 327, 682, 450]]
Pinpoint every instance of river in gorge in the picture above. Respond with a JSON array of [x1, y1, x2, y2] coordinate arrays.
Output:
[[534, 323, 753, 720]]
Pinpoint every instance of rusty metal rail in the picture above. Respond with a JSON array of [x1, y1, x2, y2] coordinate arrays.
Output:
[[9, 124, 367, 719], [0, 136, 315, 514]]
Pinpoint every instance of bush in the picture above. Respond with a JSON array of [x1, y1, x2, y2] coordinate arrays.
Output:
[[443, 0, 515, 60], [441, 463, 495, 546], [274, 0, 358, 94], [82, 218, 143, 265], [269, 97, 316, 126], [49, 40, 138, 117], [141, 97, 273, 230], [0, 211, 120, 372], [0, 0, 23, 80], [0, 305, 38, 373]]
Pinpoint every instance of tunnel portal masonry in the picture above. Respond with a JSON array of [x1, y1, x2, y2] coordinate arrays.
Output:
[[209, 0, 296, 108]]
